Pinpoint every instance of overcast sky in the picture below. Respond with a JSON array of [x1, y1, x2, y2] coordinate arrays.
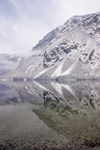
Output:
[[0, 0, 100, 55]]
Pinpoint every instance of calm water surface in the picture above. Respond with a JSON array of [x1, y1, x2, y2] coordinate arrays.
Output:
[[0, 80, 100, 150]]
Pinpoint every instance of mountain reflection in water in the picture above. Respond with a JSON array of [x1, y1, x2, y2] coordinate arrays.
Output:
[[0, 80, 100, 150]]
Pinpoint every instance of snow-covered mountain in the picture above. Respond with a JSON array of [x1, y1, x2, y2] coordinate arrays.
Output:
[[0, 54, 24, 76], [2, 11, 100, 80]]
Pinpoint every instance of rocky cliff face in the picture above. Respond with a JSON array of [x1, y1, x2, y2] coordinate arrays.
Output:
[[3, 11, 100, 80]]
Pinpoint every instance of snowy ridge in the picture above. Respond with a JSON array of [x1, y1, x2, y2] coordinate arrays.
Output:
[[2, 11, 100, 79], [25, 65, 33, 73], [33, 69, 49, 79], [51, 61, 65, 78], [61, 60, 78, 76]]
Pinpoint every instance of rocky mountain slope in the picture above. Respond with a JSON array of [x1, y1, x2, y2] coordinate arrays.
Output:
[[3, 11, 100, 80]]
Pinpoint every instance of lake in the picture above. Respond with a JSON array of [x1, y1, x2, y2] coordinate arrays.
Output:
[[0, 80, 100, 150]]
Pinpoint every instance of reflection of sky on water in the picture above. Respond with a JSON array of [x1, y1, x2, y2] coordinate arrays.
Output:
[[0, 83, 19, 105]]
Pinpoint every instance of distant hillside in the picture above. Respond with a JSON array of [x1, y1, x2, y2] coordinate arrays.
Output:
[[0, 54, 24, 76]]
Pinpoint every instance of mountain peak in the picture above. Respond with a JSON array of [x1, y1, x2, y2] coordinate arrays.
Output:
[[64, 11, 100, 26], [2, 12, 100, 80]]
